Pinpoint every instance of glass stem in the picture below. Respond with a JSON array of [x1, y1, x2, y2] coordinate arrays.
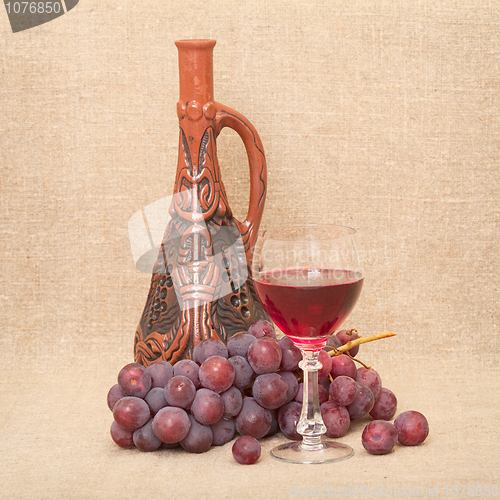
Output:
[[297, 349, 327, 451]]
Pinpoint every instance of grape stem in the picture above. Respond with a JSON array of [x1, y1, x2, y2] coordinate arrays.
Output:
[[330, 331, 396, 357], [346, 353, 372, 370], [293, 331, 395, 381]]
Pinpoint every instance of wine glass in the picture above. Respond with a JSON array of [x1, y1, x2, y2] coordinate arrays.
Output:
[[251, 224, 364, 464]]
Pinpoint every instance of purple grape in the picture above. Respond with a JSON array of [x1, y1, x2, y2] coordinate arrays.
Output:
[[107, 384, 125, 411], [190, 388, 224, 426], [326, 334, 342, 349], [356, 367, 382, 401], [318, 349, 332, 379], [277, 401, 302, 441], [370, 388, 397, 421], [144, 387, 168, 415], [394, 411, 429, 446], [145, 360, 174, 389], [278, 336, 302, 371], [221, 386, 243, 418], [320, 401, 351, 438], [118, 363, 152, 399], [319, 376, 331, 394], [252, 373, 289, 409], [295, 382, 329, 405], [247, 337, 282, 374], [362, 420, 398, 455], [227, 333, 256, 358], [329, 375, 359, 406], [232, 435, 261, 464], [180, 415, 213, 453], [229, 355, 254, 391], [347, 383, 375, 419], [113, 396, 151, 432], [234, 397, 272, 439], [152, 406, 191, 443], [248, 319, 276, 339], [330, 354, 357, 380], [336, 329, 360, 357], [199, 355, 235, 394], [110, 421, 134, 448], [278, 371, 299, 404], [133, 418, 162, 452], [164, 375, 196, 409], [173, 359, 201, 389], [211, 417, 235, 446], [192, 338, 228, 365]]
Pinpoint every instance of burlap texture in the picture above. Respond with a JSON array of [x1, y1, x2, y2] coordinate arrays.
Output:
[[1, 1, 499, 498]]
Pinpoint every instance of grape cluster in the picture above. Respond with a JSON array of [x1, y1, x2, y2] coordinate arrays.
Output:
[[107, 323, 429, 462]]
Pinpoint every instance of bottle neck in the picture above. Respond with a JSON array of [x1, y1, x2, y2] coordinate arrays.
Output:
[[175, 39, 216, 104]]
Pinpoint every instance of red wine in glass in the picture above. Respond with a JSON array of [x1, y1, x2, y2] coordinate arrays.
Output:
[[253, 267, 363, 348]]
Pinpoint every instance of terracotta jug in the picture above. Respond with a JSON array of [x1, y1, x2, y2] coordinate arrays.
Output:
[[134, 39, 268, 366]]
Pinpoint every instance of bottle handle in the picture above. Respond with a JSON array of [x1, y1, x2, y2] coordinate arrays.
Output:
[[214, 103, 267, 256]]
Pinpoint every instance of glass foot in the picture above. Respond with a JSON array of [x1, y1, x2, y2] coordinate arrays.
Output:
[[270, 440, 354, 464]]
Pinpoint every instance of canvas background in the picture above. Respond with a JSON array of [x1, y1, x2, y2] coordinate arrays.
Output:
[[1, 1, 499, 498]]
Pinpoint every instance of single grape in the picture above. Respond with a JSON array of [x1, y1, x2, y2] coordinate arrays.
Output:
[[370, 388, 397, 421], [227, 333, 256, 358], [193, 338, 228, 365], [107, 384, 125, 411], [133, 418, 162, 452], [145, 360, 174, 389], [326, 334, 342, 349], [110, 421, 134, 448], [152, 406, 191, 443], [318, 349, 333, 379], [144, 387, 168, 416], [199, 355, 235, 394], [211, 417, 235, 446], [180, 415, 213, 453], [330, 354, 357, 380], [362, 420, 398, 455], [232, 435, 261, 465], [278, 371, 299, 404], [118, 363, 152, 399], [295, 382, 329, 405], [173, 359, 201, 389], [234, 397, 272, 439], [336, 329, 360, 357], [220, 386, 243, 418], [394, 411, 429, 446], [320, 401, 351, 438], [248, 319, 276, 339], [247, 337, 282, 374], [329, 375, 359, 407], [252, 373, 289, 409], [278, 336, 302, 371], [277, 401, 302, 441], [319, 376, 331, 394], [190, 388, 224, 426], [229, 355, 254, 391], [164, 375, 196, 409], [356, 367, 382, 401], [347, 383, 374, 419], [113, 396, 151, 432]]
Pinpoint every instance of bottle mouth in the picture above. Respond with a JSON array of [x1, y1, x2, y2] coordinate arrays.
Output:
[[175, 39, 216, 50]]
